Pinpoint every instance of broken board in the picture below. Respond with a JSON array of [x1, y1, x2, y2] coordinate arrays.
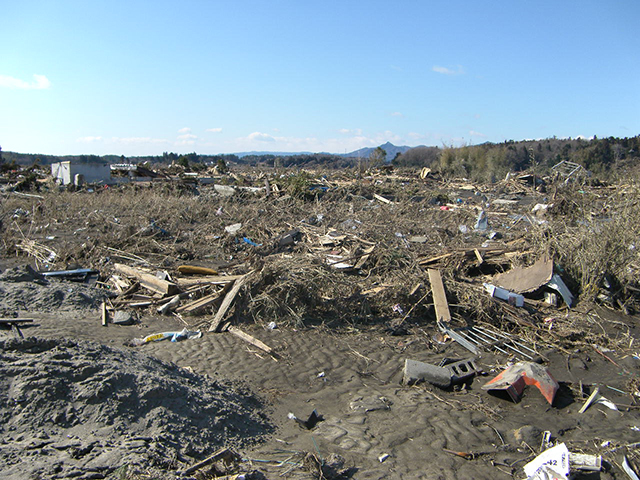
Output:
[[428, 269, 451, 323]]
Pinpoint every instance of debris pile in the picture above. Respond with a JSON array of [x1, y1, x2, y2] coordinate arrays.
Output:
[[1, 163, 640, 478]]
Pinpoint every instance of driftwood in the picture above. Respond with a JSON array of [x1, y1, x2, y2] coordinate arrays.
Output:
[[226, 325, 276, 357], [179, 447, 239, 476]]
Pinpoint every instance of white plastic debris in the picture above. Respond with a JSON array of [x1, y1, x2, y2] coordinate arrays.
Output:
[[623, 456, 640, 480], [578, 387, 618, 413], [475, 210, 488, 231], [225, 223, 242, 234], [523, 443, 570, 480], [484, 283, 525, 307], [546, 273, 574, 307]]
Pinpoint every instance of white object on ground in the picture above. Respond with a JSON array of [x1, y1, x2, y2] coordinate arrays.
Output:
[[523, 443, 570, 480]]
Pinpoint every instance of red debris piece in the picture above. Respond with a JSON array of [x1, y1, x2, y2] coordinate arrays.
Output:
[[482, 361, 559, 405]]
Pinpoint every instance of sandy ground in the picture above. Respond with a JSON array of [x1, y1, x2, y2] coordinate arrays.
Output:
[[4, 298, 639, 479]]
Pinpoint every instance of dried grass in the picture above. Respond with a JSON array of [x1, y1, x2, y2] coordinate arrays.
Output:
[[2, 170, 640, 348]]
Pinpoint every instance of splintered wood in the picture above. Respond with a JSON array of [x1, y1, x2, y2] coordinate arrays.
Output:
[[209, 273, 252, 332], [113, 263, 178, 296]]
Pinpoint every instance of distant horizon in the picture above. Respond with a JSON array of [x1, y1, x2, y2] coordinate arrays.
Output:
[[3, 134, 627, 160]]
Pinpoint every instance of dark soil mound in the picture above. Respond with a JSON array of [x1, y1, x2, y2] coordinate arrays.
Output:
[[0, 337, 273, 479]]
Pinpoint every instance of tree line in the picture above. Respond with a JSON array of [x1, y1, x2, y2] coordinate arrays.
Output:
[[392, 135, 640, 181], [2, 135, 638, 181]]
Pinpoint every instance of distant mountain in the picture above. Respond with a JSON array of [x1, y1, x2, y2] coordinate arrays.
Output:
[[232, 142, 416, 160], [234, 150, 313, 158], [342, 142, 417, 161]]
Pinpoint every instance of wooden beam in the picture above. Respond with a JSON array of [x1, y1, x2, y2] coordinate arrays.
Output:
[[175, 288, 225, 315], [208, 273, 252, 332], [114, 263, 178, 296], [428, 269, 451, 323], [175, 275, 242, 288]]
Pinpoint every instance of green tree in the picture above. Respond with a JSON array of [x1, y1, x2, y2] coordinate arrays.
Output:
[[368, 146, 386, 168], [216, 157, 228, 173], [177, 156, 190, 169]]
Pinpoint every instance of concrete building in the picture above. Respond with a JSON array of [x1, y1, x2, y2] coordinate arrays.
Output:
[[51, 161, 111, 186]]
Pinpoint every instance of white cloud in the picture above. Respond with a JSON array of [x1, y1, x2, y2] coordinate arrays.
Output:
[[178, 127, 191, 134], [115, 137, 169, 145], [177, 133, 197, 140], [247, 132, 276, 142], [339, 128, 363, 136], [76, 136, 103, 143], [469, 130, 487, 138], [390, 112, 404, 117], [206, 127, 222, 133], [432, 65, 465, 75], [77, 136, 169, 145], [176, 133, 197, 146], [0, 74, 51, 90]]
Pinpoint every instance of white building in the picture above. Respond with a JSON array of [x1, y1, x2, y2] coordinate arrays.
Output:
[[51, 161, 111, 186]]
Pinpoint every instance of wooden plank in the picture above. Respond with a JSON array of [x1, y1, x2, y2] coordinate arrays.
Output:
[[373, 193, 393, 204], [175, 275, 242, 288], [175, 288, 224, 314], [0, 318, 34, 324], [101, 301, 108, 326], [227, 325, 274, 355], [114, 263, 178, 296], [428, 269, 451, 323], [208, 274, 251, 332], [474, 248, 484, 266]]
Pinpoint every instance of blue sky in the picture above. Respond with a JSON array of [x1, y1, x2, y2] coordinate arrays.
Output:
[[1, 1, 638, 156]]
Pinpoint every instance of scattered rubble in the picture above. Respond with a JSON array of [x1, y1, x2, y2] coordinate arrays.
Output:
[[1, 163, 639, 478]]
